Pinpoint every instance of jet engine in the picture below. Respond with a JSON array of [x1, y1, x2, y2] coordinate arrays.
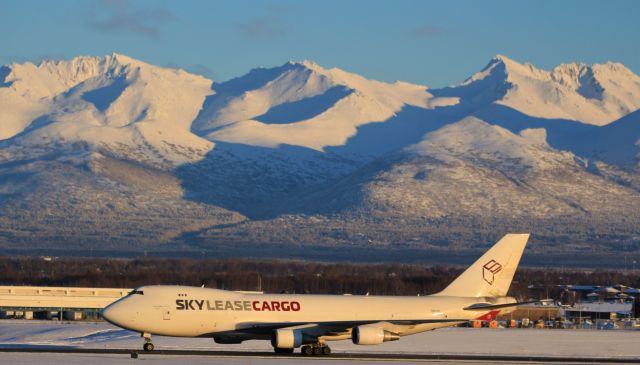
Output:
[[351, 326, 400, 345], [271, 328, 303, 348]]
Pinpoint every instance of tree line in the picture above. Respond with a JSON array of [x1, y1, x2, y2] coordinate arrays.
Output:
[[0, 256, 637, 300]]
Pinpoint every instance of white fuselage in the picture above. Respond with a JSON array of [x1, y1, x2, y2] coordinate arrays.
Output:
[[101, 234, 529, 349], [102, 285, 506, 340]]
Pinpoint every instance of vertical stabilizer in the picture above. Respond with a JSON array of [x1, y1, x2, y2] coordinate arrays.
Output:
[[435, 233, 530, 297]]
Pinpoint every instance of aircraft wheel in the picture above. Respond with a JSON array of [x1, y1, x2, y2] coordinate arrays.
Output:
[[301, 345, 314, 356], [322, 345, 331, 355], [143, 342, 154, 352], [313, 346, 323, 356]]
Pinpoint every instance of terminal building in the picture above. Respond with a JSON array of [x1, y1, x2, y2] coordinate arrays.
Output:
[[558, 284, 639, 320], [0, 286, 130, 320], [561, 301, 633, 321], [497, 284, 639, 328]]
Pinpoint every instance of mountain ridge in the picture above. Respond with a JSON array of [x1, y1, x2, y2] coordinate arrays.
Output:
[[1, 54, 639, 258]]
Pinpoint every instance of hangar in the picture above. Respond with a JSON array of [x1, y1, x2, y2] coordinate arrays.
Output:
[[0, 286, 129, 320]]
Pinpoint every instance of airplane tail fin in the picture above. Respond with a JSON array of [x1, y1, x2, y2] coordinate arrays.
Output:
[[435, 233, 530, 298]]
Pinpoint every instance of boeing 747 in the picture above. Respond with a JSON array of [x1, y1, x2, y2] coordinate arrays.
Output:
[[101, 233, 530, 355]]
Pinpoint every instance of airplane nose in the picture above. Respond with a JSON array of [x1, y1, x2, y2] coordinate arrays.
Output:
[[100, 304, 116, 324], [101, 302, 133, 328]]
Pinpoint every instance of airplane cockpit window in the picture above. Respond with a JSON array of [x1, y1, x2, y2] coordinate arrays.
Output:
[[129, 290, 144, 295]]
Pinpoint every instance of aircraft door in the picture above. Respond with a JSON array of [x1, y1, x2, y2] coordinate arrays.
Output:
[[162, 306, 171, 320]]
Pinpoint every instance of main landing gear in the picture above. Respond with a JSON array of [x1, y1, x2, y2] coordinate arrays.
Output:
[[142, 333, 154, 352], [272, 343, 331, 356], [301, 343, 331, 356]]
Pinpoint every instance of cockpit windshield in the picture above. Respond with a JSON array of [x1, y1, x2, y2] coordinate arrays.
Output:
[[128, 290, 144, 296]]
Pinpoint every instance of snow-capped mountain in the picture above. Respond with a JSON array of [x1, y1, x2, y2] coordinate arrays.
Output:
[[0, 53, 213, 165], [262, 117, 639, 250], [192, 60, 456, 151], [574, 109, 640, 166], [0, 54, 639, 258], [436, 55, 640, 126]]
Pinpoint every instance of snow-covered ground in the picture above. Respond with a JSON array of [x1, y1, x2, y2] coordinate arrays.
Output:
[[1, 320, 639, 359], [0, 353, 520, 365]]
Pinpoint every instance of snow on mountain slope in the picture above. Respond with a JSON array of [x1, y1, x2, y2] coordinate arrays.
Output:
[[573, 108, 640, 166], [0, 64, 53, 140], [0, 149, 244, 249], [436, 55, 640, 126], [391, 118, 639, 220], [1, 53, 640, 252], [269, 117, 640, 249], [0, 54, 214, 165], [3, 54, 638, 162], [193, 61, 457, 151], [408, 117, 559, 169]]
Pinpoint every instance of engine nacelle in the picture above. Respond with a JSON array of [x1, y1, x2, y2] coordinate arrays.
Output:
[[271, 329, 303, 349], [351, 326, 400, 345]]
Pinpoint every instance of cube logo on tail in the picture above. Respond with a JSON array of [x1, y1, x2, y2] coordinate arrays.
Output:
[[482, 260, 502, 285]]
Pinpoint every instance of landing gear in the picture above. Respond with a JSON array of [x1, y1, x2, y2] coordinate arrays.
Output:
[[301, 343, 331, 356], [273, 347, 295, 354], [142, 333, 154, 352]]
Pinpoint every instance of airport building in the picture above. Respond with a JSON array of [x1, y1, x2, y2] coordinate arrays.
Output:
[[497, 284, 640, 329], [558, 285, 639, 326], [0, 286, 130, 320], [561, 302, 632, 321]]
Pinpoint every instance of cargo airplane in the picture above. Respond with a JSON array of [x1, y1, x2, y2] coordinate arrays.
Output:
[[102, 233, 530, 355]]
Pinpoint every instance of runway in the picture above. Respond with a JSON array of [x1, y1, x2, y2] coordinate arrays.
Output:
[[1, 321, 639, 364], [0, 347, 638, 364]]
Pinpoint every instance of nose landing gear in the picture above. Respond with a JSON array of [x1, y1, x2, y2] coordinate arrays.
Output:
[[142, 333, 154, 352]]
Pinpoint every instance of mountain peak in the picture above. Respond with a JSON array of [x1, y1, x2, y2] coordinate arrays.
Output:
[[2, 53, 156, 101], [486, 54, 532, 71], [107, 52, 139, 66], [410, 116, 554, 169], [287, 59, 322, 70], [491, 55, 545, 77], [492, 54, 519, 65], [35, 53, 133, 69], [443, 54, 640, 125], [455, 55, 513, 88]]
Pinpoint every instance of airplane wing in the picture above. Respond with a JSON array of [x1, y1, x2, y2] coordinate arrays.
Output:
[[235, 318, 467, 336], [234, 299, 540, 337]]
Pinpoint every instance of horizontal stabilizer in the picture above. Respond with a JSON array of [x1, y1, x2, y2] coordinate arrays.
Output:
[[463, 300, 539, 311]]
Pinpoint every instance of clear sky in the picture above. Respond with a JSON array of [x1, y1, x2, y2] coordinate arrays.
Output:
[[2, 0, 639, 87]]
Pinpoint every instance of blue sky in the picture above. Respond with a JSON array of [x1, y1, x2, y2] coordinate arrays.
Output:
[[2, 0, 639, 87]]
